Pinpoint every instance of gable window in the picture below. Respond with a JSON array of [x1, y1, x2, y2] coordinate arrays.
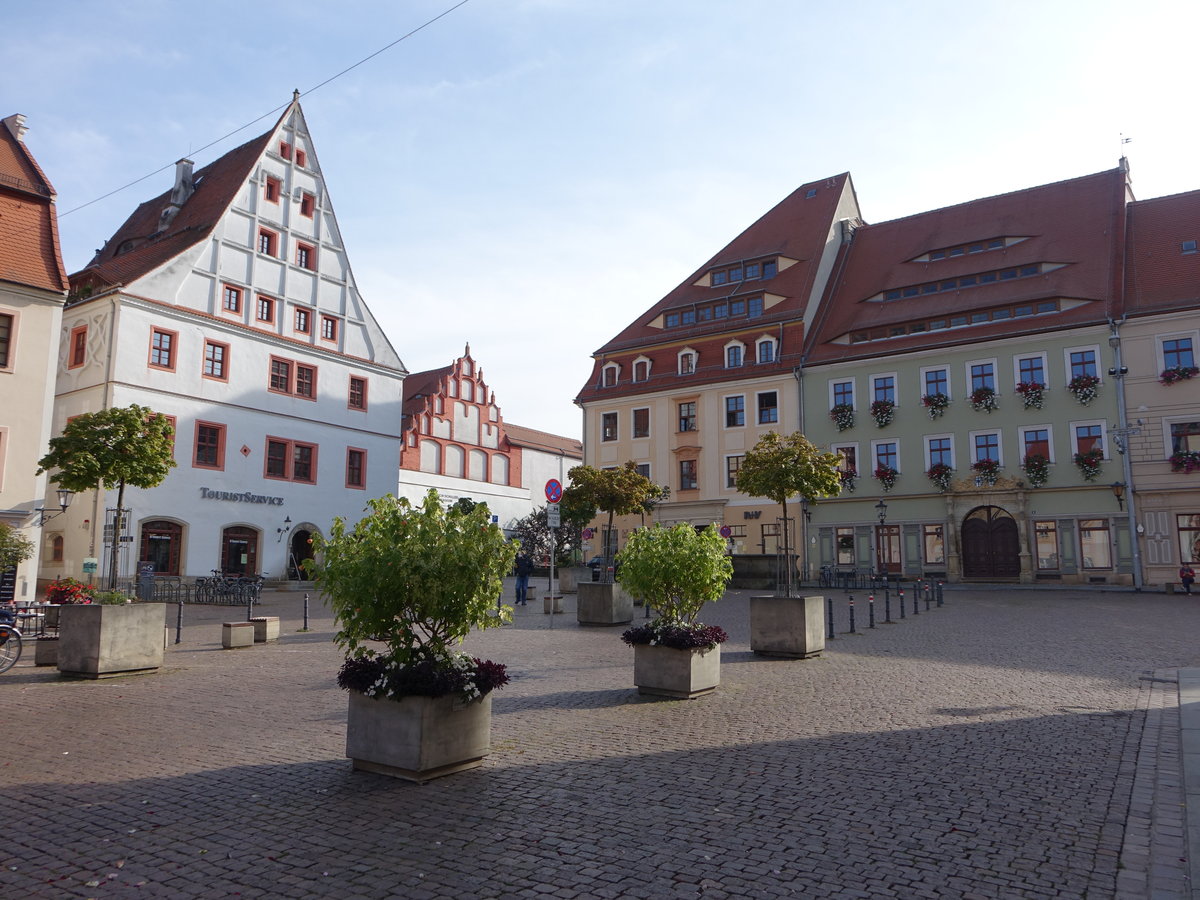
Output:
[[194, 422, 226, 469], [264, 176, 281, 203], [320, 316, 338, 342], [296, 242, 316, 270], [1069, 349, 1098, 379], [203, 340, 229, 380], [257, 228, 278, 257], [348, 376, 367, 410], [0, 313, 11, 369], [279, 141, 292, 160], [295, 148, 307, 168], [632, 407, 650, 439], [294, 309, 310, 334], [726, 455, 744, 489], [346, 448, 366, 489], [601, 412, 618, 442], [725, 395, 745, 427], [222, 284, 243, 313], [748, 297, 764, 318], [633, 359, 649, 382], [726, 345, 743, 368], [602, 363, 618, 387], [679, 351, 696, 375], [757, 391, 778, 425], [757, 339, 775, 363], [678, 402, 696, 432], [256, 295, 275, 323], [1163, 337, 1195, 370], [149, 328, 177, 371], [68, 325, 87, 369], [679, 459, 698, 491], [265, 437, 317, 483], [300, 192, 315, 218]]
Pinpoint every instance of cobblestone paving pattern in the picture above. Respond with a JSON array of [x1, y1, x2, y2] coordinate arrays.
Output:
[[1, 586, 1196, 899]]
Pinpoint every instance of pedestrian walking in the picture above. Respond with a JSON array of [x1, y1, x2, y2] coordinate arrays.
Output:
[[1180, 562, 1196, 595], [515, 553, 534, 605]]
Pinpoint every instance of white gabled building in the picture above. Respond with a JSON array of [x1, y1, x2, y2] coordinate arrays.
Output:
[[48, 97, 406, 585]]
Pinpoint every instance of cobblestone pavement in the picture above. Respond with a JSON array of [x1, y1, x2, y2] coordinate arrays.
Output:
[[2, 584, 1197, 899]]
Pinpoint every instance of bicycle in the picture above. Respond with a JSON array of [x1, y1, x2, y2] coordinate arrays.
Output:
[[0, 608, 22, 675]]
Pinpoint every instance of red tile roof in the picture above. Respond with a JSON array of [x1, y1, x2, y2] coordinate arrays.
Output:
[[504, 423, 582, 457], [804, 167, 1129, 364], [70, 128, 275, 289], [1124, 188, 1200, 316], [0, 117, 68, 292], [400, 365, 453, 421]]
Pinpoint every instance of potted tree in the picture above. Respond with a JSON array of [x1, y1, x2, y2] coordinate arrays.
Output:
[[617, 523, 732, 699], [306, 490, 515, 782], [736, 431, 842, 659], [564, 463, 659, 625]]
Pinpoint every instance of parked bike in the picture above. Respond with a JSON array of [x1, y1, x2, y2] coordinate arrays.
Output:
[[0, 605, 22, 675]]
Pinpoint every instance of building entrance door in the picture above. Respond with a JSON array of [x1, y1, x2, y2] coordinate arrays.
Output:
[[140, 520, 182, 575], [289, 529, 315, 580], [961, 506, 1020, 579], [221, 526, 258, 576]]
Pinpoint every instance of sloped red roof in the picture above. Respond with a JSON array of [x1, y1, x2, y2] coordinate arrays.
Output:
[[400, 365, 453, 421], [805, 167, 1128, 364], [1124, 188, 1200, 315], [504, 422, 582, 457], [0, 118, 68, 292], [70, 129, 275, 289], [592, 173, 852, 356]]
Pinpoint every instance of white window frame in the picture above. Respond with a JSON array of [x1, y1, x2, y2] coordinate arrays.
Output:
[[831, 442, 859, 475], [919, 365, 952, 400], [1070, 419, 1108, 458], [924, 433, 956, 470], [965, 357, 999, 392], [677, 347, 697, 375], [601, 362, 620, 387], [1063, 344, 1102, 382], [1018, 424, 1055, 463], [1013, 351, 1050, 388], [756, 335, 778, 364], [632, 355, 652, 382], [829, 378, 856, 408], [968, 428, 1004, 465], [871, 371, 899, 405], [871, 438, 901, 474], [724, 340, 746, 369], [1163, 415, 1200, 457]]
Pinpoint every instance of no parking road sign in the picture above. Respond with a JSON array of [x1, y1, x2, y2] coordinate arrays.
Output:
[[545, 478, 563, 503]]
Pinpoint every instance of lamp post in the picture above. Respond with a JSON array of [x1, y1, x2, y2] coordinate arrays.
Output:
[[874, 499, 888, 582], [37, 488, 75, 525], [276, 515, 293, 543], [1110, 482, 1126, 511], [1108, 327, 1144, 590]]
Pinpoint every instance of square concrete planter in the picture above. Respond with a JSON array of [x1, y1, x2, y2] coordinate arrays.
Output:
[[346, 690, 492, 783], [558, 566, 591, 594], [543, 595, 564, 614], [250, 616, 280, 642], [633, 643, 720, 699], [750, 594, 825, 658], [34, 636, 59, 667], [57, 603, 166, 678], [577, 581, 634, 625]]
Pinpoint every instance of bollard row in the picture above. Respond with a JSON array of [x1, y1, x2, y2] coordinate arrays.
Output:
[[824, 579, 948, 638]]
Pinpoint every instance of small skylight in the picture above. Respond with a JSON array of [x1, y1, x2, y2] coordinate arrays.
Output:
[[1182, 240, 1197, 254], [805, 189, 817, 199]]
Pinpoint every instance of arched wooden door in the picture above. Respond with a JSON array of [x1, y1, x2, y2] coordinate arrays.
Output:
[[961, 506, 1020, 579], [289, 529, 315, 580]]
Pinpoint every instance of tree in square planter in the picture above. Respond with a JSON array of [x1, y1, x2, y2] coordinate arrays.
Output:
[[618, 523, 732, 699], [306, 490, 516, 782], [564, 462, 663, 625]]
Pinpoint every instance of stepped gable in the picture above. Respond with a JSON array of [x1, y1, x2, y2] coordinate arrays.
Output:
[[1124, 188, 1200, 315], [71, 131, 273, 290], [400, 364, 454, 425], [805, 166, 1129, 365], [0, 114, 68, 292]]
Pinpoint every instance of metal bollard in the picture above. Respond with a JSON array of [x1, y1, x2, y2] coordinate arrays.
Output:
[[303, 592, 310, 631], [925, 583, 932, 611], [848, 595, 856, 633], [884, 579, 891, 606], [826, 596, 835, 640], [246, 591, 254, 622], [937, 581, 945, 606], [175, 596, 183, 645], [868, 594, 876, 628], [899, 586, 906, 619], [908, 587, 917, 615], [884, 593, 893, 623]]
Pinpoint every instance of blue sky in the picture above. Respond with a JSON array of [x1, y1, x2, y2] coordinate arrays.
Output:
[[6, 0, 1199, 438]]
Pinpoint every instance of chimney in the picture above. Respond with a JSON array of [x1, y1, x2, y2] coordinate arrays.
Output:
[[159, 158, 195, 230], [2, 113, 29, 142]]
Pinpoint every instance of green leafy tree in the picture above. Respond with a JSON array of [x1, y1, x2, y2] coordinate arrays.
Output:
[[0, 522, 35, 571], [307, 490, 517, 670], [451, 497, 479, 515], [563, 462, 659, 577], [735, 431, 843, 595], [617, 523, 732, 625], [510, 504, 586, 568], [37, 405, 176, 588]]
